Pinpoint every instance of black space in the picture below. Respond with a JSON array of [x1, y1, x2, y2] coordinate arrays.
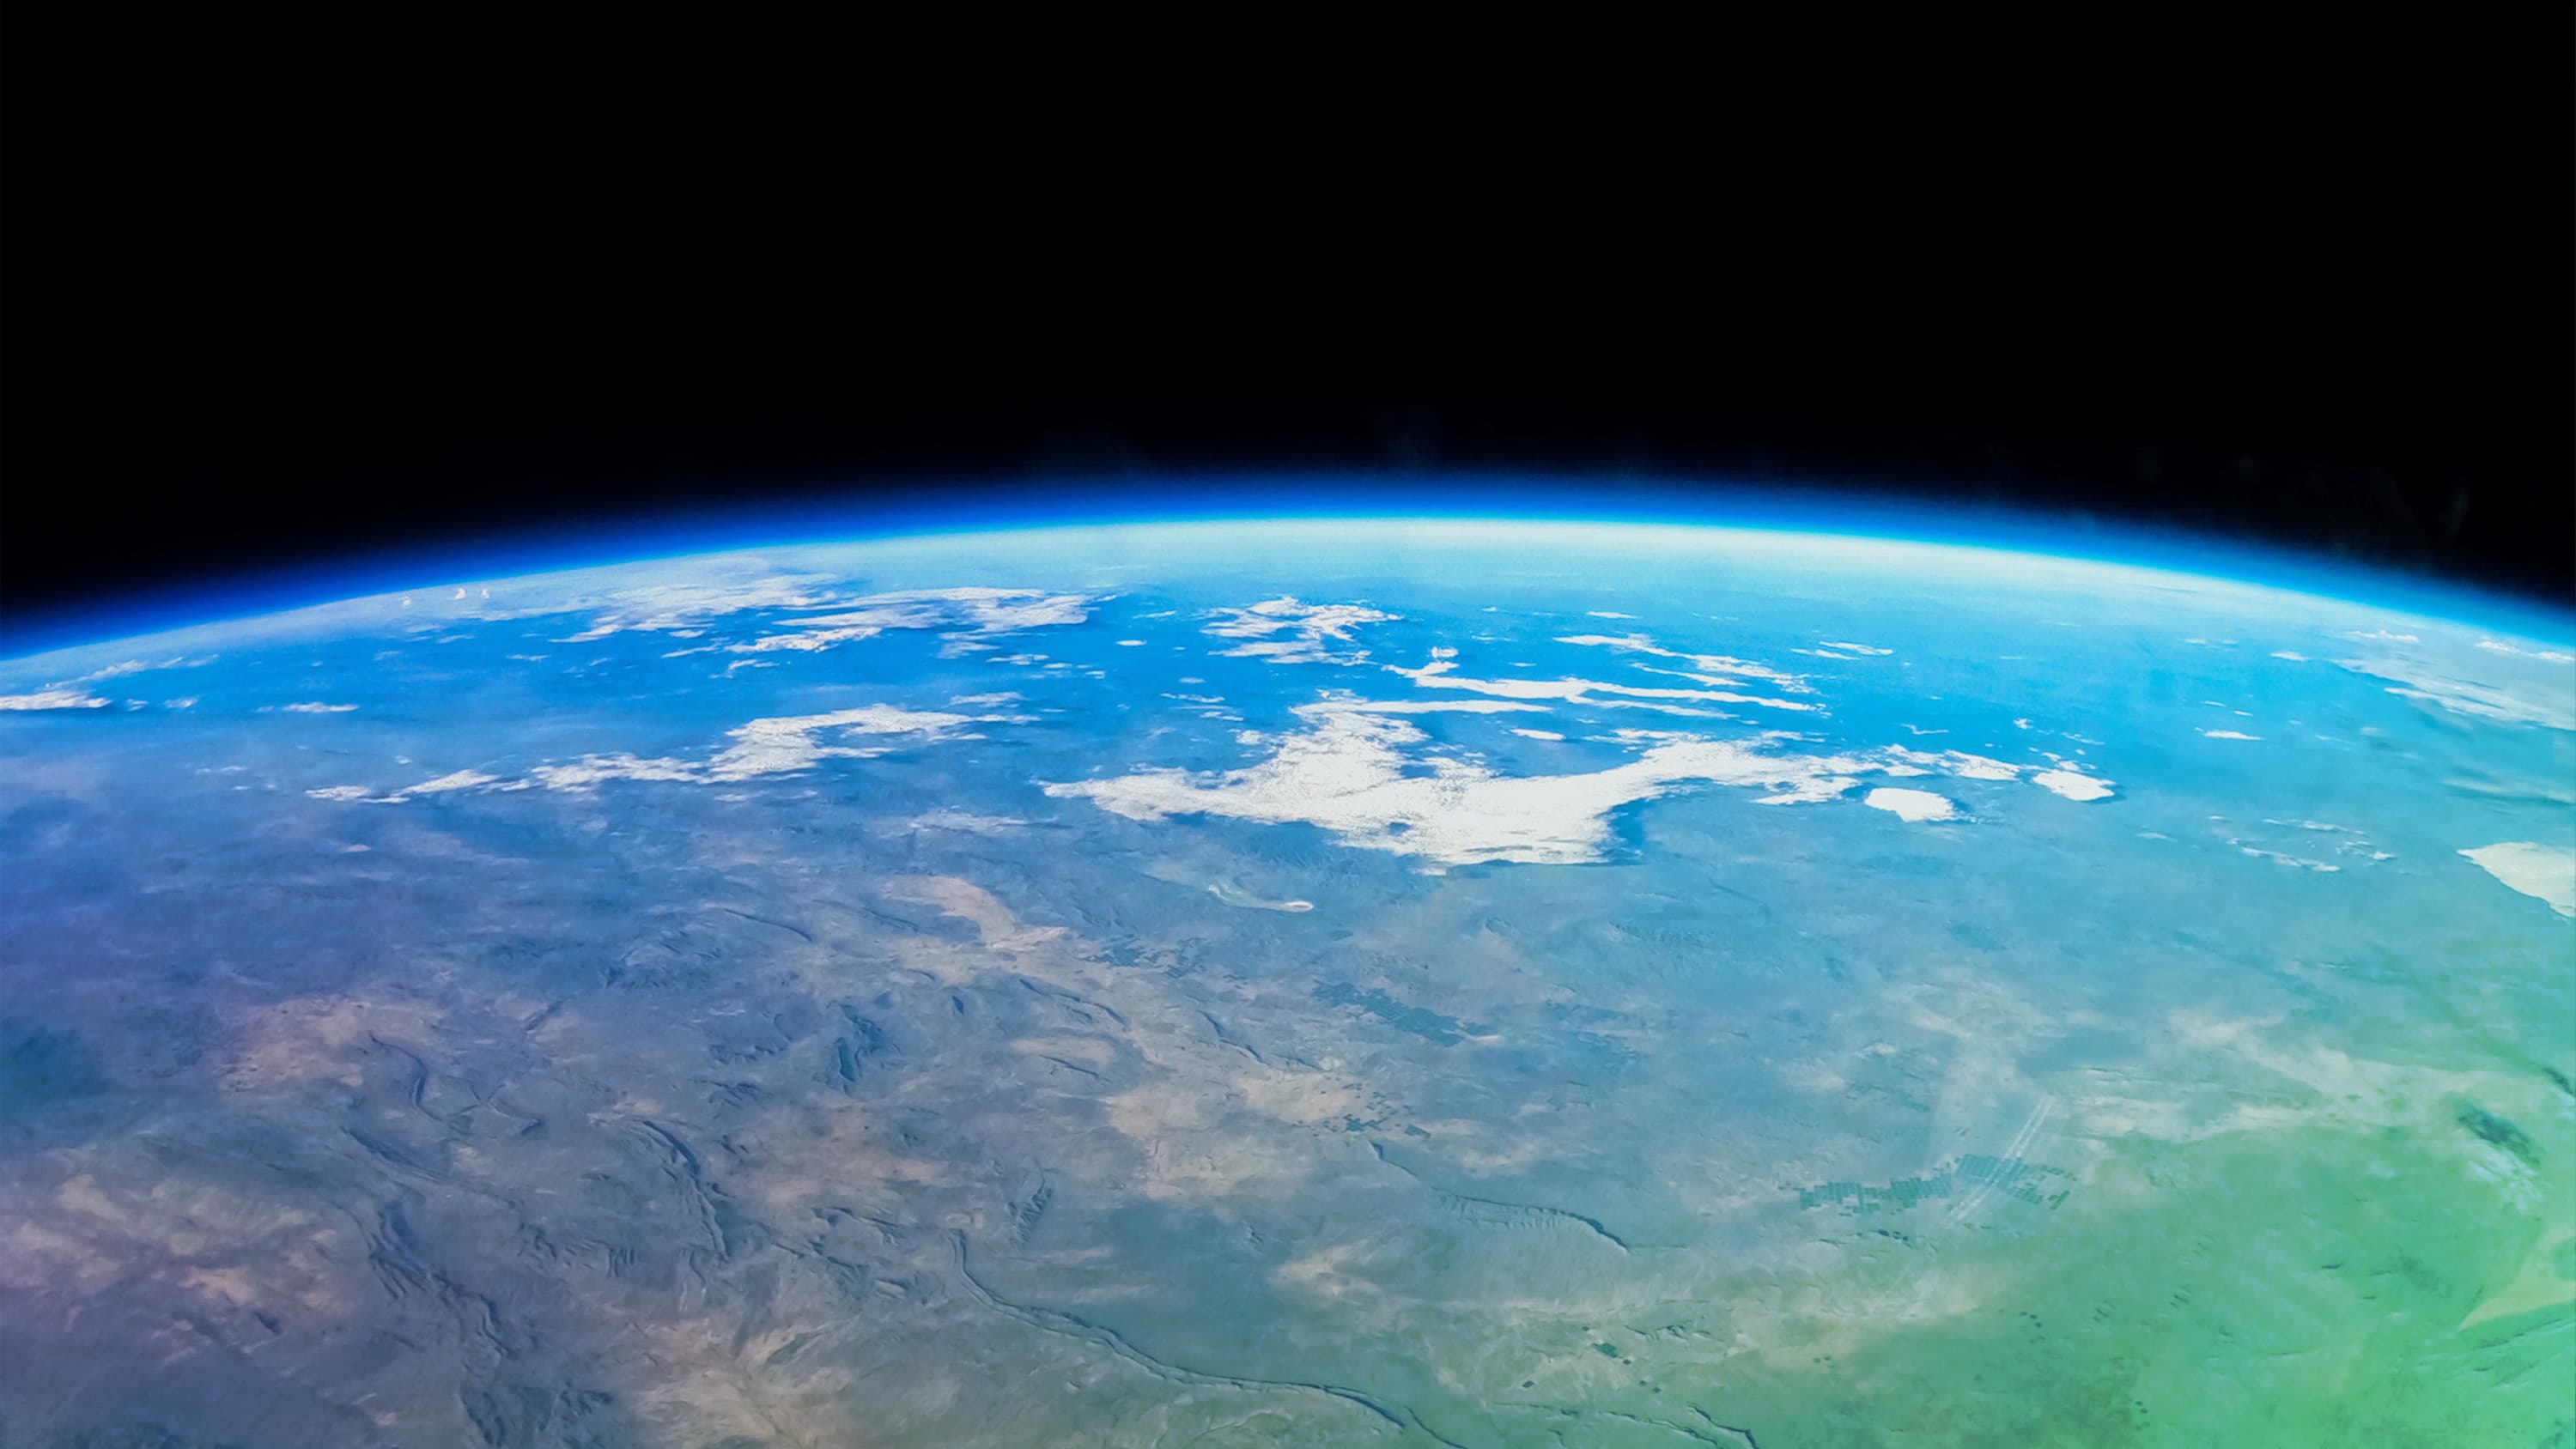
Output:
[[6, 23, 2570, 636]]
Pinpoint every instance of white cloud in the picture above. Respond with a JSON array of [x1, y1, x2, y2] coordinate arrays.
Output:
[[1863, 787, 1958, 822], [1205, 597, 1396, 664], [2237, 844, 2341, 872], [1389, 658, 1818, 712], [513, 573, 1094, 655], [725, 589, 1092, 657], [706, 706, 979, 779], [526, 753, 704, 790], [70, 660, 155, 683], [2382, 684, 2571, 728], [2202, 730, 2262, 741], [2270, 651, 2309, 662], [403, 769, 499, 796], [1553, 634, 1814, 693], [280, 702, 359, 714], [905, 587, 1092, 632], [532, 705, 998, 791], [2477, 640, 2576, 664], [910, 809, 1026, 834], [306, 768, 505, 803], [1885, 747, 2019, 780], [1588, 700, 1734, 718], [728, 622, 895, 653], [555, 576, 844, 641], [7, 656, 202, 694], [301, 698, 1015, 800], [1206, 881, 1315, 912], [2336, 652, 2576, 731], [2226, 820, 2391, 870], [1046, 702, 1889, 868], [1821, 641, 1893, 656], [2459, 842, 2576, 918], [1309, 694, 1551, 715], [2031, 768, 2116, 802], [1049, 671, 2120, 865], [0, 689, 109, 711]]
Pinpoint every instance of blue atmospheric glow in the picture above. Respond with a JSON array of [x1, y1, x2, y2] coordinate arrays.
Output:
[[5, 474, 2569, 660]]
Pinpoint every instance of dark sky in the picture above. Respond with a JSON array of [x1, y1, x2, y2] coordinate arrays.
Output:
[[5, 22, 2568, 638]]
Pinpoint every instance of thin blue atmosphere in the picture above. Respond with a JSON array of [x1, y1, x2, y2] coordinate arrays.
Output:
[[7, 476, 2568, 658]]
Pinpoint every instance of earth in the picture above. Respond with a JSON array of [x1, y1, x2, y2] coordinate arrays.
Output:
[[1, 519, 2570, 1448]]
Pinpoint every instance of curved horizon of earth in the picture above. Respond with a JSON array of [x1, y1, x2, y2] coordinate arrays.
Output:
[[0, 518, 2569, 1447]]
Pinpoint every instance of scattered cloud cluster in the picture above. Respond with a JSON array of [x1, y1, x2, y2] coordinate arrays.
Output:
[[0, 661, 198, 713], [554, 576, 845, 642], [729, 589, 1092, 657], [519, 575, 1095, 662], [1311, 694, 1551, 715], [532, 706, 999, 788], [1552, 633, 1816, 694], [2476, 639, 2576, 664], [2212, 818, 2392, 873], [2233, 843, 2343, 873], [307, 705, 1012, 804], [1204, 597, 1396, 664], [2313, 627, 2576, 732], [1881, 747, 2020, 780], [1049, 707, 1855, 867], [262, 588, 2150, 876], [1388, 658, 1815, 715], [1046, 694, 2114, 868]]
